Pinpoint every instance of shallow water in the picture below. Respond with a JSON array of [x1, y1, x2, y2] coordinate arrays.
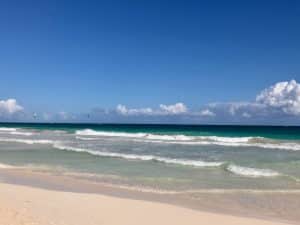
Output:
[[0, 123, 300, 192]]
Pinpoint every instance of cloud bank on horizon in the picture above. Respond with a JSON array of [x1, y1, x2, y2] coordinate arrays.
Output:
[[1, 80, 300, 124], [116, 102, 188, 116]]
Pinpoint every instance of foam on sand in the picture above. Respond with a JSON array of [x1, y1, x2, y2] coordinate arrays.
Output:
[[0, 163, 16, 169]]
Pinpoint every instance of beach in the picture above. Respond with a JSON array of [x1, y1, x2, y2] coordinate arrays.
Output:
[[1, 0, 300, 223], [1, 168, 300, 225], [0, 124, 300, 224], [0, 180, 292, 225]]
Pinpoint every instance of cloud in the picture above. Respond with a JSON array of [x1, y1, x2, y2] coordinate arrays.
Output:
[[256, 80, 300, 115], [116, 105, 127, 115], [116, 103, 187, 116], [114, 80, 300, 123], [242, 112, 251, 118], [116, 104, 153, 116], [159, 103, 187, 115], [0, 99, 23, 114], [209, 101, 265, 117], [58, 111, 70, 120], [42, 113, 52, 121], [207, 80, 300, 120], [3, 80, 299, 125], [199, 109, 215, 117]]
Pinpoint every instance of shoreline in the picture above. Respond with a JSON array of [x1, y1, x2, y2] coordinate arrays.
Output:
[[0, 182, 292, 225], [0, 168, 299, 224]]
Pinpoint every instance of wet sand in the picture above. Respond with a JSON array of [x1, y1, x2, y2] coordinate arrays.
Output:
[[0, 169, 299, 224]]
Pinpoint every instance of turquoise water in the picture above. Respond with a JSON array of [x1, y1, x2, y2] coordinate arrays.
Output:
[[0, 123, 300, 192], [1, 123, 300, 139]]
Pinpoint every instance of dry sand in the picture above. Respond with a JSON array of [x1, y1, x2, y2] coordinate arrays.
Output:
[[0, 182, 291, 225]]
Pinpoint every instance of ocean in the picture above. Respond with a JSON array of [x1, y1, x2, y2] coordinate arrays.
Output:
[[0, 123, 300, 192]]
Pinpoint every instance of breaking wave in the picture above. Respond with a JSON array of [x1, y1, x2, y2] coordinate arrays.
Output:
[[75, 136, 101, 141], [53, 143, 224, 167], [0, 127, 17, 131], [75, 129, 300, 151], [226, 164, 280, 177], [0, 163, 17, 169], [9, 131, 34, 136], [75, 129, 194, 141], [0, 127, 34, 136], [0, 138, 54, 145]]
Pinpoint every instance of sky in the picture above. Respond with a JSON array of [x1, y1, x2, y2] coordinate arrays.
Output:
[[0, 0, 300, 124]]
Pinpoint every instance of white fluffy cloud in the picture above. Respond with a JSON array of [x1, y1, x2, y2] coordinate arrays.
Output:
[[116, 103, 187, 116], [21, 79, 297, 123], [209, 101, 264, 117], [159, 103, 187, 115], [256, 80, 300, 115], [0, 99, 23, 114], [242, 112, 251, 118], [115, 80, 300, 120], [199, 109, 215, 117], [116, 104, 153, 116], [207, 80, 300, 118], [116, 105, 127, 114]]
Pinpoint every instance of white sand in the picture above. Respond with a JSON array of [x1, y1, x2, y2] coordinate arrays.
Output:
[[0, 182, 291, 225]]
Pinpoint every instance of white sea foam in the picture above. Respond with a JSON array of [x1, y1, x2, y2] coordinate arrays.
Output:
[[155, 157, 224, 167], [75, 129, 253, 142], [0, 127, 17, 131], [2, 127, 300, 151], [0, 138, 54, 145], [226, 164, 280, 177], [76, 136, 101, 141], [10, 131, 34, 136], [76, 129, 145, 138], [0, 162, 66, 171], [146, 134, 193, 141], [198, 136, 253, 143], [53, 143, 223, 167], [75, 129, 195, 141], [193, 140, 300, 151], [75, 129, 300, 151], [0, 163, 16, 169], [0, 127, 34, 136], [121, 138, 300, 152]]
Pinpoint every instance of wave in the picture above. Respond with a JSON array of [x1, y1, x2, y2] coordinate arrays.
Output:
[[1, 161, 298, 194], [199, 136, 254, 143], [76, 136, 101, 141], [226, 164, 280, 177], [9, 131, 34, 136], [198, 140, 300, 151], [76, 129, 146, 138], [2, 128, 300, 151], [0, 127, 34, 136], [75, 129, 195, 141], [53, 143, 223, 167], [0, 127, 17, 132], [0, 138, 54, 145], [75, 129, 300, 151], [0, 162, 67, 172], [0, 163, 17, 169], [75, 129, 262, 143]]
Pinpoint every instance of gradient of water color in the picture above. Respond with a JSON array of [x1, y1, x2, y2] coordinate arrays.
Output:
[[0, 123, 300, 192]]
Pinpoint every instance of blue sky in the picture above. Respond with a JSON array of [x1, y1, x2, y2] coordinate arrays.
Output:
[[0, 1, 300, 124]]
